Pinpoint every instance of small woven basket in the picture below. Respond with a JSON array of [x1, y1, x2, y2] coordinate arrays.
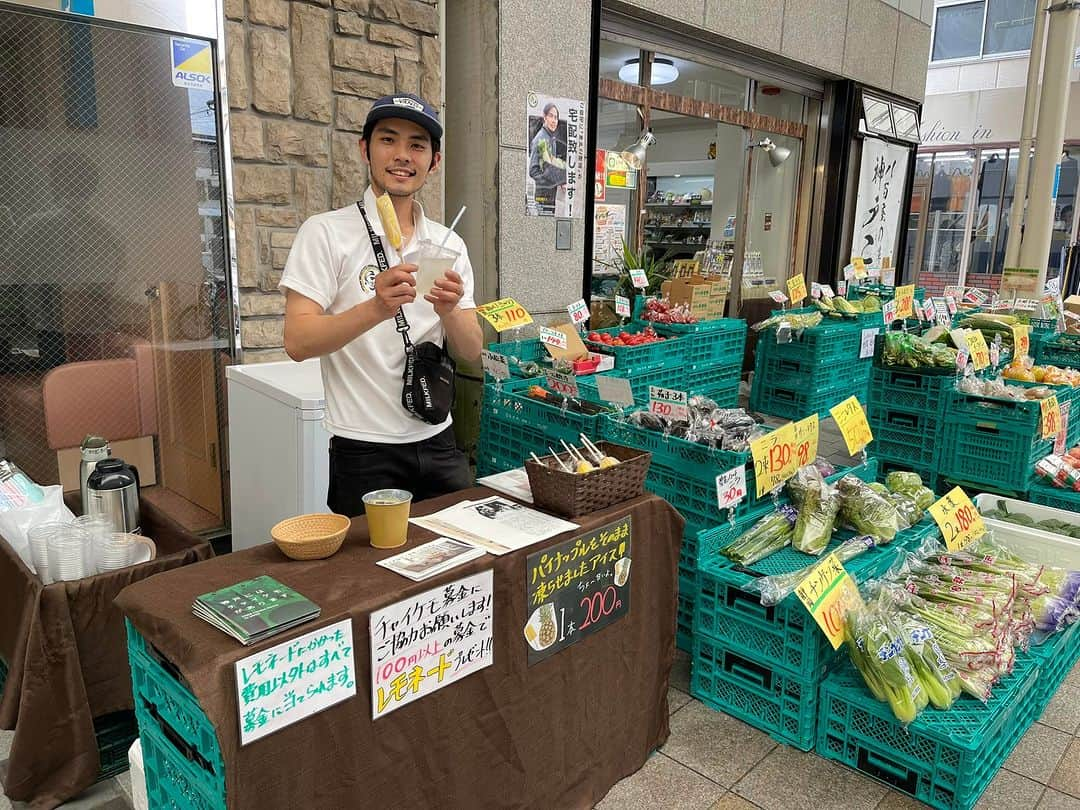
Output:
[[525, 442, 650, 518], [271, 514, 351, 560]]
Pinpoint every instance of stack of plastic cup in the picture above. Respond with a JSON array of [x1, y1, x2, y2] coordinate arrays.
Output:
[[46, 525, 93, 582], [96, 532, 155, 572], [27, 523, 57, 584]]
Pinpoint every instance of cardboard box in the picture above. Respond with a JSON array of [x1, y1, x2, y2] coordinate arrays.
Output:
[[666, 276, 713, 321], [543, 322, 590, 362], [57, 435, 156, 493], [708, 281, 728, 319], [1064, 295, 1080, 317]]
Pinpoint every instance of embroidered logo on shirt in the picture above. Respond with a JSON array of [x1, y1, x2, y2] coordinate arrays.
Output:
[[359, 265, 378, 293]]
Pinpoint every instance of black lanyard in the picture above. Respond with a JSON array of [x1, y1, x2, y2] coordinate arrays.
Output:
[[357, 202, 413, 352]]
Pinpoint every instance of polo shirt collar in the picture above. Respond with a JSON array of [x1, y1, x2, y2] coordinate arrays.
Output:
[[362, 186, 429, 242]]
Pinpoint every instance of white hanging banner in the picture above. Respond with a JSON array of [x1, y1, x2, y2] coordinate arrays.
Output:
[[852, 138, 910, 270]]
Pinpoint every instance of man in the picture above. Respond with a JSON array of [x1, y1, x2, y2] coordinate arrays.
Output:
[[528, 102, 567, 214], [280, 94, 482, 516]]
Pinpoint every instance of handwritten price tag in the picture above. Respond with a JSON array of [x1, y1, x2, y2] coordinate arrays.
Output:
[[1056, 401, 1072, 455], [956, 348, 969, 371], [829, 396, 873, 456], [480, 350, 510, 381], [928, 486, 986, 551], [965, 330, 990, 370], [795, 553, 864, 650], [1011, 323, 1031, 358], [545, 370, 579, 398], [567, 298, 590, 325], [811, 282, 822, 300], [792, 414, 819, 469], [922, 299, 936, 322], [821, 284, 835, 300], [860, 327, 877, 359], [1041, 395, 1062, 439], [787, 273, 808, 305], [852, 257, 868, 279], [769, 290, 789, 304], [539, 326, 568, 350], [716, 466, 748, 511], [750, 422, 797, 498], [629, 267, 649, 289], [648, 386, 689, 421], [945, 295, 958, 316], [477, 298, 533, 332], [894, 284, 915, 319], [614, 294, 631, 318], [882, 300, 897, 325]]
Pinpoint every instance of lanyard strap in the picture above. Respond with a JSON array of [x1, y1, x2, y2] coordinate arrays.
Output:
[[357, 202, 413, 350]]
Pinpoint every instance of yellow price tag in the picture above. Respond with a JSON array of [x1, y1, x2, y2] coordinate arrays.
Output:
[[792, 414, 819, 469], [894, 284, 915, 319], [928, 486, 986, 551], [1041, 395, 1062, 439], [829, 396, 874, 455], [1011, 323, 1031, 359], [749, 422, 797, 498], [786, 273, 808, 306], [476, 298, 533, 332], [852, 257, 868, 280], [795, 553, 864, 650], [965, 331, 990, 370]]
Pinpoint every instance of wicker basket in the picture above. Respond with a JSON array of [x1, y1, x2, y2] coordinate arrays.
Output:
[[525, 442, 651, 518], [271, 514, 351, 560]]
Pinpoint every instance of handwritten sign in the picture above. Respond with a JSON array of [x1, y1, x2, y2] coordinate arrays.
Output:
[[477, 298, 533, 332], [830, 397, 873, 455], [769, 290, 789, 305], [795, 553, 863, 650], [750, 422, 797, 498], [944, 295, 958, 316], [539, 325, 568, 350], [629, 267, 648, 289], [1041, 395, 1062, 440], [821, 284, 835, 300], [370, 571, 493, 718], [594, 375, 634, 406], [716, 466, 748, 511], [928, 487, 985, 552], [894, 284, 915, 319], [567, 298, 590, 325], [546, 369, 579, 398], [964, 287, 989, 305], [614, 294, 631, 318], [859, 327, 877, 359], [956, 348, 969, 371], [811, 282, 823, 300], [922, 298, 936, 323], [837, 280, 848, 297], [787, 273, 807, 305], [236, 619, 356, 745], [793, 414, 819, 469], [481, 350, 510, 381], [649, 386, 689, 421], [882, 300, 897, 325], [525, 516, 631, 664], [965, 331, 990, 370], [1011, 323, 1031, 358]]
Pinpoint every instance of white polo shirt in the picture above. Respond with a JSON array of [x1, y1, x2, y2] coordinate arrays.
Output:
[[279, 186, 476, 444]]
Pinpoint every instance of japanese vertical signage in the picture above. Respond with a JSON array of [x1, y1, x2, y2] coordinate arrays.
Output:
[[525, 93, 586, 218], [369, 571, 494, 718], [235, 619, 356, 745], [750, 423, 798, 497], [525, 516, 631, 664], [852, 138, 909, 267]]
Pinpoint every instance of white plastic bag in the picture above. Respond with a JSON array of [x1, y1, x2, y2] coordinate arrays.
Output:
[[0, 485, 76, 574]]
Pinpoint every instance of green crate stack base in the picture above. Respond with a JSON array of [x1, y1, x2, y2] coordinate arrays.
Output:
[[583, 325, 688, 371], [750, 376, 870, 422], [872, 457, 942, 493], [1026, 479, 1080, 513], [756, 353, 872, 393], [817, 655, 1041, 810], [868, 366, 951, 418], [1035, 333, 1080, 369], [126, 621, 227, 810], [666, 319, 747, 368], [1029, 622, 1080, 711], [486, 338, 546, 378], [867, 403, 945, 471], [686, 360, 743, 399]]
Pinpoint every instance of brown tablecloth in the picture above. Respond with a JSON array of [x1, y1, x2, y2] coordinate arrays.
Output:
[[116, 489, 684, 810], [0, 497, 213, 809]]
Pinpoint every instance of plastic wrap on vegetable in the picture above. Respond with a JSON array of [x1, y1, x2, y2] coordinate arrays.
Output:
[[886, 492, 920, 530], [893, 612, 962, 710], [751, 312, 823, 332], [843, 602, 927, 724], [791, 466, 840, 555], [748, 536, 876, 606], [785, 460, 840, 508], [884, 471, 923, 496], [837, 475, 901, 542], [718, 506, 797, 565]]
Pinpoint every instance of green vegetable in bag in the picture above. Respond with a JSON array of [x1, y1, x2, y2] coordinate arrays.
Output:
[[837, 475, 901, 541], [885, 471, 923, 495], [791, 466, 840, 556]]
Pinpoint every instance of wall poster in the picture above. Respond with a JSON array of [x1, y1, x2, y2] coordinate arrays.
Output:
[[526, 92, 586, 218]]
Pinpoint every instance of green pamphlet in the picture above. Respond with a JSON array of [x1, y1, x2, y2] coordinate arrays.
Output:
[[193, 575, 320, 645]]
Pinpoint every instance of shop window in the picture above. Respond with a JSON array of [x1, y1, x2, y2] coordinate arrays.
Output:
[[598, 39, 643, 85], [932, 2, 986, 61], [919, 152, 976, 293], [754, 85, 804, 124], [745, 131, 800, 299], [967, 151, 1010, 289], [904, 156, 934, 284], [983, 0, 1036, 55]]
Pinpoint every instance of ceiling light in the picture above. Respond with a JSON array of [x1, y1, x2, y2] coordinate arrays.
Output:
[[618, 58, 679, 86]]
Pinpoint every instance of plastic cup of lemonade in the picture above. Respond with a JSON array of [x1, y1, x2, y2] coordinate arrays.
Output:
[[362, 489, 413, 549]]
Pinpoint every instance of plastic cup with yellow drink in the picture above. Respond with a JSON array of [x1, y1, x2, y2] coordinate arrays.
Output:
[[362, 489, 412, 549]]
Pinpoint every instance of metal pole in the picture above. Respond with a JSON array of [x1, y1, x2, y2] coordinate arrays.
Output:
[[1017, 0, 1080, 290], [1003, 0, 1049, 268]]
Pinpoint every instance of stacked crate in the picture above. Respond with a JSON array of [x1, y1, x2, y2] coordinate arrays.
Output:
[[865, 364, 952, 486]]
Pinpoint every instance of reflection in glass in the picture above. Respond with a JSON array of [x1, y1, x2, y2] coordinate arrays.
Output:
[[919, 152, 975, 294], [967, 150, 1009, 286], [862, 97, 893, 137], [983, 0, 1036, 55], [755, 85, 804, 124], [745, 131, 800, 296], [932, 2, 984, 60], [893, 108, 921, 142], [905, 156, 933, 283]]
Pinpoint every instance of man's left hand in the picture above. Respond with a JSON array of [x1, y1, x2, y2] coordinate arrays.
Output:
[[426, 269, 466, 318]]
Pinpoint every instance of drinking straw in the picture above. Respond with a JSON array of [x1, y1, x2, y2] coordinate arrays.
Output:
[[438, 206, 467, 249]]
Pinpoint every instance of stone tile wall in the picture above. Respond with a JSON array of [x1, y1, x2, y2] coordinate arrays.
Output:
[[226, 0, 442, 362]]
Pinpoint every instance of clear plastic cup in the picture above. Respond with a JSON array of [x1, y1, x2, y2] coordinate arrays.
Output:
[[27, 523, 62, 584], [95, 532, 156, 572], [362, 489, 412, 549], [45, 525, 93, 581], [412, 240, 460, 298]]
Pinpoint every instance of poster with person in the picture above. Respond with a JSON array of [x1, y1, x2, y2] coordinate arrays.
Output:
[[526, 92, 586, 218]]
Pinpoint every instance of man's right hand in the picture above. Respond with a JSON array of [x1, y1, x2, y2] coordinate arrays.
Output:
[[371, 264, 417, 319]]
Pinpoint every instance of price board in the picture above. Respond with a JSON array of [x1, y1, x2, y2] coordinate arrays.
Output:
[[1040, 395, 1062, 440], [749, 422, 797, 498], [545, 369, 579, 398], [894, 284, 915, 319], [860, 327, 878, 359], [882, 300, 897, 325], [594, 375, 634, 406], [539, 325, 568, 350], [965, 331, 990, 370], [795, 553, 864, 650], [648, 386, 689, 421], [829, 397, 873, 456], [786, 273, 807, 305], [1011, 323, 1031, 358], [964, 287, 989, 305], [567, 298, 590, 325], [928, 486, 986, 551], [944, 295, 958, 316], [629, 267, 648, 289], [477, 298, 533, 332], [716, 466, 748, 511], [821, 284, 835, 300], [792, 414, 819, 469], [614, 294, 631, 318], [769, 289, 789, 304], [480, 350, 510, 381]]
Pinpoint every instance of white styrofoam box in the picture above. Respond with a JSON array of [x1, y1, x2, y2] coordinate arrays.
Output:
[[974, 493, 1080, 569], [128, 738, 148, 810]]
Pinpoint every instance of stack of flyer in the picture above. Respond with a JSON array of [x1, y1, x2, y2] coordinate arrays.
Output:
[[193, 575, 320, 645], [376, 537, 486, 581]]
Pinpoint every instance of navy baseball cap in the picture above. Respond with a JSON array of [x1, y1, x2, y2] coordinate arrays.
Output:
[[364, 93, 443, 143]]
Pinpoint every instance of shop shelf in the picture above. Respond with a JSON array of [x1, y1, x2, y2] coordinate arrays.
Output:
[[867, 366, 952, 417], [691, 634, 819, 750], [817, 656, 1041, 810], [939, 417, 1053, 494], [485, 338, 547, 377], [1026, 479, 1080, 513], [583, 325, 687, 371], [867, 404, 945, 469], [1029, 622, 1080, 715], [750, 377, 869, 422]]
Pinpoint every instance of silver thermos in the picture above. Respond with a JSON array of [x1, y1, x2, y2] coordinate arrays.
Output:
[[79, 435, 111, 515], [86, 458, 141, 534]]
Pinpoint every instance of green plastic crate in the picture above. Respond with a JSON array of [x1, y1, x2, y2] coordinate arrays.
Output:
[[757, 314, 868, 368], [1026, 479, 1080, 513], [577, 364, 686, 406], [1029, 622, 1080, 713], [1034, 332, 1079, 368], [868, 367, 951, 418], [486, 338, 546, 377], [483, 378, 605, 440], [750, 377, 870, 421], [939, 414, 1053, 494], [756, 352, 873, 393], [583, 325, 687, 370], [817, 655, 1041, 810], [871, 457, 942, 493], [95, 711, 138, 781], [686, 360, 743, 395], [867, 404, 945, 469], [673, 319, 747, 368], [140, 721, 226, 810], [678, 570, 697, 654]]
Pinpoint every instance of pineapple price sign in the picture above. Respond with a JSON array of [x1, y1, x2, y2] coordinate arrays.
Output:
[[929, 487, 985, 551], [829, 397, 873, 456], [795, 553, 864, 650]]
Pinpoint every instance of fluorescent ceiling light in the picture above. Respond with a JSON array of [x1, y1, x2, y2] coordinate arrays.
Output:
[[618, 58, 679, 86]]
